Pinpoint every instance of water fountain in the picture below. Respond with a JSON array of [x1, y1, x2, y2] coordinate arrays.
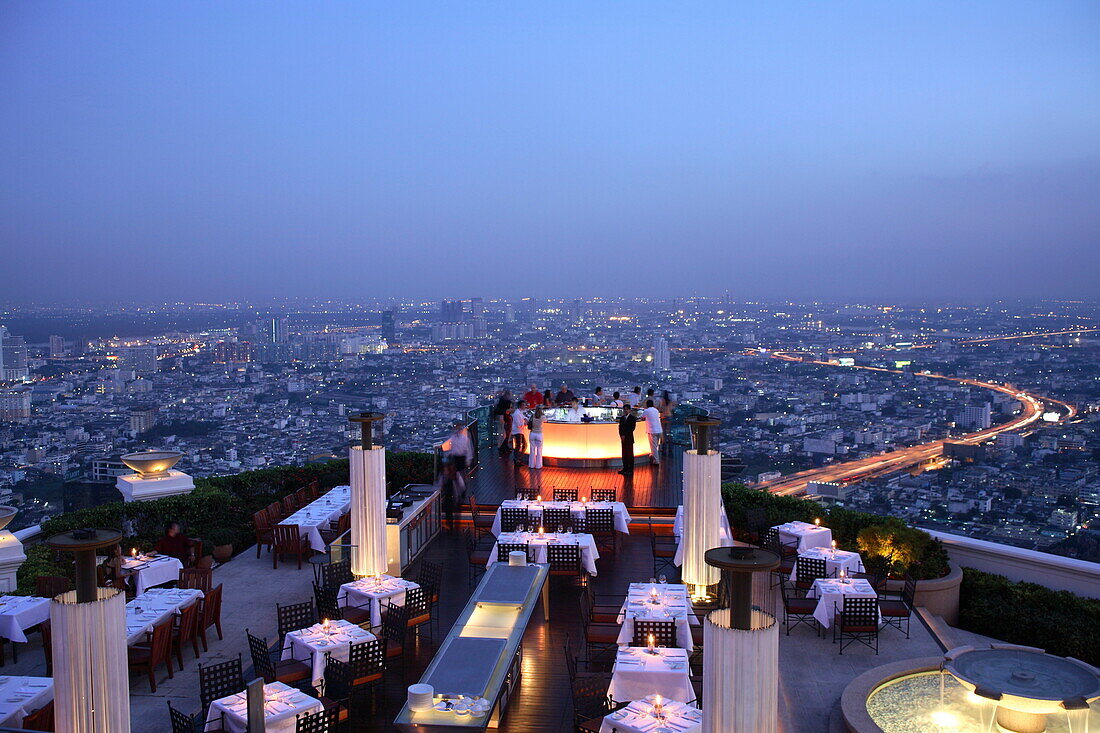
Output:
[[846, 645, 1100, 733]]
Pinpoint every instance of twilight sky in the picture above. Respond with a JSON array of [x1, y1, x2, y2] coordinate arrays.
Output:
[[2, 2, 1099, 304]]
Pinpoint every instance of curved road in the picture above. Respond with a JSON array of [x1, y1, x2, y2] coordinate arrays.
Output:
[[758, 349, 1077, 496]]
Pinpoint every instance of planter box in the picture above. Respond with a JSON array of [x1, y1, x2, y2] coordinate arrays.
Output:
[[884, 562, 962, 625]]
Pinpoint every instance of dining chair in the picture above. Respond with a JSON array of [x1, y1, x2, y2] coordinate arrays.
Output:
[[295, 486, 310, 507], [246, 628, 310, 685], [543, 507, 573, 532], [377, 603, 408, 679], [463, 530, 490, 586], [35, 575, 70, 599], [313, 582, 371, 627], [834, 596, 880, 655], [179, 568, 213, 595], [879, 575, 916, 638], [468, 495, 495, 538], [170, 598, 203, 668], [318, 559, 353, 589], [168, 699, 231, 733], [347, 638, 386, 711], [294, 706, 341, 732], [546, 543, 584, 586], [317, 656, 351, 724], [497, 542, 530, 564], [780, 580, 819, 636], [283, 494, 299, 515], [319, 513, 350, 546], [579, 593, 620, 664], [128, 617, 175, 691], [198, 654, 245, 715], [649, 518, 677, 578], [500, 507, 531, 533], [273, 525, 311, 570], [570, 669, 626, 730], [21, 700, 55, 732], [253, 510, 274, 558], [199, 583, 224, 651], [277, 600, 318, 645], [553, 488, 579, 502], [794, 557, 828, 592], [590, 488, 616, 503], [585, 508, 617, 554], [403, 587, 434, 641], [631, 618, 676, 648]]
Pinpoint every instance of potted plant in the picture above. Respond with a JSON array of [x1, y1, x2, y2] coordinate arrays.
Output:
[[207, 528, 235, 563]]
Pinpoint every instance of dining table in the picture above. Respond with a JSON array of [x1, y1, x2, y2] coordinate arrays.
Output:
[[608, 646, 694, 705], [789, 546, 865, 582], [616, 583, 698, 650], [338, 574, 420, 628], [490, 499, 632, 535], [487, 530, 600, 576], [279, 486, 352, 552], [0, 676, 52, 729], [0, 596, 50, 644], [809, 577, 879, 628], [281, 618, 377, 690], [124, 587, 203, 645], [121, 553, 184, 595], [774, 521, 834, 552], [600, 694, 702, 733], [206, 681, 323, 733]]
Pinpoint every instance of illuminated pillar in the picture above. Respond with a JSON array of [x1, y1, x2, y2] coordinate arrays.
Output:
[[348, 413, 388, 578], [47, 529, 131, 733], [682, 417, 723, 593], [703, 546, 780, 733]]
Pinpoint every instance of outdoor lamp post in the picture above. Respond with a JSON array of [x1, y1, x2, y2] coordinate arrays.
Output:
[[348, 412, 388, 578], [702, 545, 780, 733], [46, 528, 131, 732], [682, 416, 722, 599]]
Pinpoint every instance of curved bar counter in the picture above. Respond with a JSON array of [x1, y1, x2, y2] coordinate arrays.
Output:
[[522, 406, 651, 468]]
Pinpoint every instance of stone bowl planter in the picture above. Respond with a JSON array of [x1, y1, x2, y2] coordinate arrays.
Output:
[[0, 506, 17, 532]]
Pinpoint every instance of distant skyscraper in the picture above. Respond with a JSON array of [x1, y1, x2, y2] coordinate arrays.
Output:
[[121, 346, 158, 375], [440, 300, 463, 323], [380, 309, 397, 344], [271, 316, 290, 344], [960, 403, 992, 430], [470, 297, 486, 316], [49, 335, 65, 357], [1, 333, 29, 381], [569, 298, 583, 323], [0, 326, 6, 379], [653, 338, 671, 370], [128, 406, 158, 433], [0, 390, 31, 421], [503, 302, 516, 323]]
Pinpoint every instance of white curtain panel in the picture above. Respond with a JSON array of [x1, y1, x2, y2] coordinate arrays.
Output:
[[703, 608, 779, 733], [350, 445, 388, 577], [682, 449, 723, 588], [52, 588, 130, 733]]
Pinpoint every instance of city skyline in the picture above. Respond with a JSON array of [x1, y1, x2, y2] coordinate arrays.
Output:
[[3, 2, 1100, 303]]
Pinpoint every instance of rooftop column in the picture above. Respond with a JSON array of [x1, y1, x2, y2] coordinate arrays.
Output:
[[348, 412, 388, 578]]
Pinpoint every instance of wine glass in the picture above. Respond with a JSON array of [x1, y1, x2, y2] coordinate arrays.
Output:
[[649, 576, 657, 584], [658, 574, 667, 585]]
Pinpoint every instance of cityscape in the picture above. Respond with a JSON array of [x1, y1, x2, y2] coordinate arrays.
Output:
[[2, 298, 1098, 559]]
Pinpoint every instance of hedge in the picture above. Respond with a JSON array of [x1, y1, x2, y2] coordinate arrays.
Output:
[[17, 452, 434, 595], [958, 568, 1100, 666], [721, 483, 950, 580]]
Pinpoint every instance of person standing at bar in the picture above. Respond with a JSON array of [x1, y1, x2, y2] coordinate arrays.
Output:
[[523, 384, 544, 407], [511, 399, 528, 458], [626, 386, 642, 408], [608, 390, 624, 408], [618, 404, 638, 477], [528, 406, 545, 469], [493, 390, 513, 454], [590, 386, 606, 406], [542, 388, 554, 409], [642, 398, 663, 465]]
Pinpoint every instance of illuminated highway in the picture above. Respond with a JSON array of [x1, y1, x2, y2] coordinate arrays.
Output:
[[757, 343, 1078, 496]]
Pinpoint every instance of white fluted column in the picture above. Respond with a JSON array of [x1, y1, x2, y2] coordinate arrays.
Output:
[[682, 448, 723, 589], [52, 588, 130, 733], [703, 608, 779, 733], [350, 445, 388, 577]]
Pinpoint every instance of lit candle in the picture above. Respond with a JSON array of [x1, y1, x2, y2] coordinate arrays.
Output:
[[538, 525, 544, 538], [815, 517, 821, 527], [653, 694, 663, 718], [536, 494, 542, 503], [131, 548, 137, 558], [839, 567, 846, 581], [322, 618, 330, 632], [647, 633, 655, 653], [831, 540, 838, 551], [581, 496, 587, 504]]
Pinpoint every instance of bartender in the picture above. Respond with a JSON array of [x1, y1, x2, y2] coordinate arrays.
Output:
[[566, 399, 585, 422]]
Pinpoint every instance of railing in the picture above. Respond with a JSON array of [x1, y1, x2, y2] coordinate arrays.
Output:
[[923, 528, 1100, 599]]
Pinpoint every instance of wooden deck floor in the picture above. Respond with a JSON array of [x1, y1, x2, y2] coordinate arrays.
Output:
[[464, 447, 684, 509]]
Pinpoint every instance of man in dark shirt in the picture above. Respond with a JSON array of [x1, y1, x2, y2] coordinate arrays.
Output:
[[554, 383, 576, 405], [618, 405, 638, 477], [155, 522, 195, 565]]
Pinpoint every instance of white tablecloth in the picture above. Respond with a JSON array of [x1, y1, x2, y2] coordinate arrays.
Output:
[[338, 575, 419, 628], [608, 647, 693, 704], [279, 486, 352, 552], [207, 682, 322, 733], [281, 619, 376, 690], [491, 500, 631, 535], [809, 578, 878, 628], [616, 583, 698, 650], [775, 521, 834, 552], [124, 587, 203, 645], [790, 547, 865, 582], [601, 696, 701, 733], [123, 555, 184, 595], [487, 531, 600, 575], [0, 597, 50, 644], [0, 676, 52, 729]]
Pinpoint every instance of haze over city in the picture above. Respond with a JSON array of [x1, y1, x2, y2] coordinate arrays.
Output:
[[3, 2, 1100, 303]]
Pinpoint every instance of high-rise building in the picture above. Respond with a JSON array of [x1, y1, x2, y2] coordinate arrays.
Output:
[[0, 326, 5, 379], [959, 403, 992, 430], [49, 335, 65, 357], [121, 346, 158, 375], [128, 406, 158, 433], [1, 333, 29, 381], [569, 298, 583, 323], [440, 300, 463, 324], [0, 390, 31, 421], [653, 338, 671, 370], [213, 341, 254, 363], [380, 309, 397, 344], [470, 297, 486, 316], [271, 316, 290, 344], [503, 302, 516, 323]]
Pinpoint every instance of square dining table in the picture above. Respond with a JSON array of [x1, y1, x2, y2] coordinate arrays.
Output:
[[121, 554, 184, 595], [124, 587, 203, 645], [338, 574, 420, 628], [608, 646, 693, 704], [206, 681, 322, 733], [616, 583, 698, 650], [0, 676, 52, 729], [487, 531, 600, 576], [809, 577, 879, 628], [774, 521, 834, 552], [789, 546, 865, 582], [600, 694, 702, 733], [0, 596, 50, 644], [281, 618, 377, 690]]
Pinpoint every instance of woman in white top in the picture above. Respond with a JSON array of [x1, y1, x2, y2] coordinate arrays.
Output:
[[528, 406, 545, 469]]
